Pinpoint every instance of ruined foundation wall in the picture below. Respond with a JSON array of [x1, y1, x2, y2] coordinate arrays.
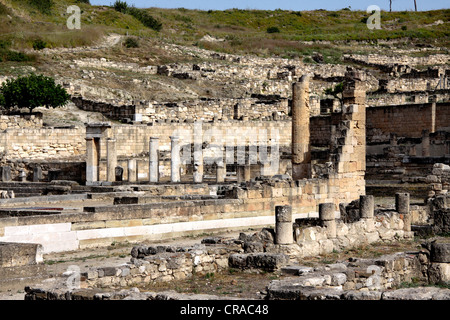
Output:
[[73, 96, 289, 122], [367, 102, 449, 140], [0, 127, 85, 160], [0, 175, 364, 254], [0, 113, 43, 130]]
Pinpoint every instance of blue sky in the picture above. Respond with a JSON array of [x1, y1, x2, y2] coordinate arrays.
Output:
[[90, 0, 448, 11]]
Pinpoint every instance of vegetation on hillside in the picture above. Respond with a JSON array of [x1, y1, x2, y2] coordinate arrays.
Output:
[[0, 0, 447, 63]]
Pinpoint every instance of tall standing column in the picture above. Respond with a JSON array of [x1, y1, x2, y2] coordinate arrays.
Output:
[[237, 165, 245, 183], [106, 138, 117, 182], [128, 159, 137, 183], [193, 123, 203, 183], [216, 158, 226, 184], [171, 136, 181, 183], [85, 137, 98, 183], [149, 137, 159, 183], [292, 75, 311, 180], [244, 164, 251, 182]]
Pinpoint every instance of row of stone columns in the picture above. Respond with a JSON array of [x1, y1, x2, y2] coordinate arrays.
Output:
[[274, 193, 411, 245], [104, 135, 263, 184]]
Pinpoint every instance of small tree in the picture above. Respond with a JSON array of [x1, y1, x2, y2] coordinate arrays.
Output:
[[324, 82, 344, 106], [0, 74, 70, 113]]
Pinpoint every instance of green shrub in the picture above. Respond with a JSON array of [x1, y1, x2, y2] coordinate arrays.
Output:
[[112, 2, 162, 31], [0, 2, 10, 15], [5, 50, 32, 62], [76, 0, 90, 3], [401, 26, 408, 31], [113, 0, 128, 13], [0, 74, 70, 113], [28, 0, 53, 15], [124, 37, 139, 48], [0, 39, 11, 49], [128, 7, 162, 31], [267, 26, 280, 33], [32, 39, 47, 51]]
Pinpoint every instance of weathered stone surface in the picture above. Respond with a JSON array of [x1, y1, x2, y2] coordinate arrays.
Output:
[[281, 265, 314, 276], [431, 242, 450, 263], [428, 263, 450, 284], [382, 287, 450, 300], [228, 252, 289, 271], [342, 290, 382, 300]]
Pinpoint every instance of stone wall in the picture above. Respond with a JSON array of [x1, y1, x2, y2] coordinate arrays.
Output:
[[344, 53, 449, 67], [0, 113, 43, 130], [0, 174, 364, 253], [80, 242, 243, 288], [73, 96, 290, 122], [380, 78, 440, 93], [367, 102, 449, 141], [0, 126, 85, 160]]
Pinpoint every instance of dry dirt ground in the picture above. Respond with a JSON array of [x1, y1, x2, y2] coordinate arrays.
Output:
[[0, 227, 425, 300]]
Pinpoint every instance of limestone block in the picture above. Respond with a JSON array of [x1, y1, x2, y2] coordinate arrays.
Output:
[[431, 243, 450, 263], [331, 273, 347, 286], [428, 263, 450, 284], [296, 227, 322, 242], [298, 241, 320, 258], [378, 228, 398, 241], [336, 222, 349, 237], [366, 232, 380, 244], [319, 239, 335, 255], [362, 218, 376, 232]]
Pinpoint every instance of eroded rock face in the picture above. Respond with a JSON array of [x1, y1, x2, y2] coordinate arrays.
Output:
[[431, 242, 450, 263], [228, 253, 290, 271]]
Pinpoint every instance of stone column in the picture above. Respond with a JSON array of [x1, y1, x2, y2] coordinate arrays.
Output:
[[396, 192, 411, 231], [106, 138, 117, 182], [19, 169, 26, 182], [128, 159, 137, 183], [149, 137, 159, 183], [236, 165, 245, 183], [430, 102, 436, 134], [292, 75, 311, 180], [360, 195, 375, 232], [319, 203, 336, 238], [85, 138, 98, 183], [216, 162, 226, 183], [171, 136, 181, 183], [275, 205, 293, 245], [193, 142, 203, 184], [359, 195, 374, 219], [115, 166, 123, 182], [422, 130, 430, 157], [244, 164, 251, 182], [33, 166, 42, 182]]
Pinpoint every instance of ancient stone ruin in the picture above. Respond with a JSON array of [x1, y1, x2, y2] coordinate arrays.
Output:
[[0, 37, 449, 301]]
